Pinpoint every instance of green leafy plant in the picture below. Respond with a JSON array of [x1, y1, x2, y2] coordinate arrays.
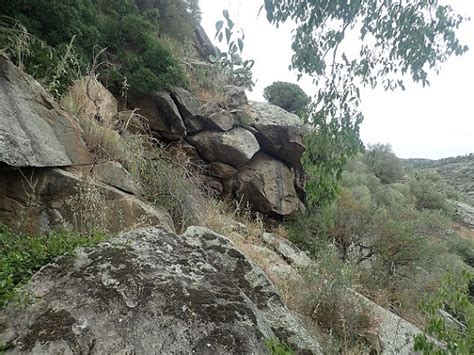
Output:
[[265, 338, 295, 355], [212, 10, 255, 89], [414, 271, 474, 354], [0, 224, 107, 309]]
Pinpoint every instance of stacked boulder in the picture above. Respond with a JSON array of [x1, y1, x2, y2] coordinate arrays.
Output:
[[136, 86, 308, 217]]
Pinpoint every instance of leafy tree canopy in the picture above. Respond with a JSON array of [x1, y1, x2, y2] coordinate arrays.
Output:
[[263, 81, 310, 114], [263, 0, 468, 207]]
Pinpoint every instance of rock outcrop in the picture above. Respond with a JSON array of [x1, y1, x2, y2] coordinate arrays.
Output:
[[453, 201, 474, 230], [136, 85, 308, 217], [136, 91, 187, 140], [0, 56, 173, 235], [0, 227, 321, 354], [188, 128, 260, 168], [0, 55, 91, 167], [247, 102, 308, 168], [234, 153, 305, 216]]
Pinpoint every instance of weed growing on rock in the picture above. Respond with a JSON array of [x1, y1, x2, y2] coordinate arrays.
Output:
[[66, 177, 109, 234], [14, 169, 40, 235]]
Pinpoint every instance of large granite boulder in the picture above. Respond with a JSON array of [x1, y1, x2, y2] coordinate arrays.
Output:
[[234, 153, 304, 216], [135, 91, 187, 140], [206, 110, 235, 131], [0, 167, 174, 235], [244, 102, 307, 168], [187, 128, 260, 168], [0, 55, 91, 167], [170, 87, 205, 134], [0, 226, 321, 354]]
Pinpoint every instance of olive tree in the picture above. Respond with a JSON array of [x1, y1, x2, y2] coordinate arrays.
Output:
[[262, 0, 468, 206]]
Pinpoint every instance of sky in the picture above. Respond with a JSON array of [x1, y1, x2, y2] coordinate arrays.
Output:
[[199, 0, 474, 159]]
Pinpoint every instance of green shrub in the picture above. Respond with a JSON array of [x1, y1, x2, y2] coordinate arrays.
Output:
[[409, 173, 452, 214], [2, 0, 187, 98], [365, 144, 405, 184], [263, 81, 310, 114], [447, 236, 474, 268], [0, 224, 106, 309]]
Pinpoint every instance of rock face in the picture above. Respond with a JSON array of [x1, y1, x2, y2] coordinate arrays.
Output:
[[135, 82, 308, 217], [0, 226, 321, 354], [247, 102, 307, 168], [454, 201, 474, 230], [136, 91, 187, 140], [92, 161, 139, 195], [188, 128, 260, 168], [170, 86, 205, 134], [0, 55, 91, 167], [0, 167, 174, 235], [234, 153, 304, 216]]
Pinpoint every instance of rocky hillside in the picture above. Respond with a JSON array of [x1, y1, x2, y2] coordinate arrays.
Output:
[[404, 154, 474, 200], [1, 1, 472, 354], [0, 31, 426, 355]]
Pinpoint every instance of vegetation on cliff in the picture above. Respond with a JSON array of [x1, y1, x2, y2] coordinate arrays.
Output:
[[1, 0, 193, 97]]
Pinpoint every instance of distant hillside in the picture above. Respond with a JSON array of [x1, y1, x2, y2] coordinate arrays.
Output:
[[404, 154, 474, 200]]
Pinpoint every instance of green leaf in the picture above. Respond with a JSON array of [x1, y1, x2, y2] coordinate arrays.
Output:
[[215, 20, 224, 36], [238, 38, 244, 52]]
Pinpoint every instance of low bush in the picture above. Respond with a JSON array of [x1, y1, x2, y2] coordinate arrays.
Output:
[[290, 248, 373, 352], [366, 144, 405, 184], [0, 224, 106, 309]]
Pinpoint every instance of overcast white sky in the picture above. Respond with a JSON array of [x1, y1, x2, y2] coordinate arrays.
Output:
[[199, 0, 473, 159]]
